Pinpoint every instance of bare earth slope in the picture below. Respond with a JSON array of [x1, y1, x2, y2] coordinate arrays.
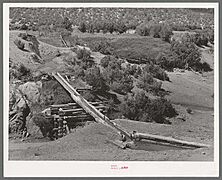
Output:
[[9, 111, 213, 161], [162, 70, 214, 111]]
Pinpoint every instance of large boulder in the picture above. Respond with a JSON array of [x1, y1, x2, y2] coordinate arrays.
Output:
[[9, 81, 42, 135]]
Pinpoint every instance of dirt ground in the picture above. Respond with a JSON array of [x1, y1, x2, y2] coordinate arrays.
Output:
[[8, 31, 215, 161]]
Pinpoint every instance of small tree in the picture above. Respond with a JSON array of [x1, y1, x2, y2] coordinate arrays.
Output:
[[78, 22, 86, 33], [62, 17, 73, 31], [85, 66, 110, 93], [159, 24, 173, 42]]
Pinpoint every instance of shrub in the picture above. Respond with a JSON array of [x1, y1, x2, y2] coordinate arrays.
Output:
[[71, 64, 85, 78], [9, 61, 33, 81], [100, 55, 117, 68], [90, 40, 113, 55], [143, 63, 169, 81], [78, 22, 86, 33], [156, 40, 212, 72], [76, 48, 91, 60], [124, 64, 139, 77], [119, 91, 177, 123], [192, 32, 209, 46], [62, 17, 73, 31], [101, 56, 133, 94], [136, 22, 173, 42], [114, 20, 127, 34], [85, 66, 110, 93], [155, 52, 175, 71], [110, 74, 134, 95], [170, 41, 201, 68], [159, 24, 173, 42], [75, 48, 95, 69], [150, 24, 162, 38], [14, 39, 25, 50], [137, 72, 163, 95], [18, 33, 28, 40]]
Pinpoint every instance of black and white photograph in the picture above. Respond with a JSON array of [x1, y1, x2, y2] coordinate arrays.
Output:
[[3, 2, 219, 177]]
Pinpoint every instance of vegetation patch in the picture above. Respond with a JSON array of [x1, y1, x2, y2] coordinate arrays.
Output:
[[110, 37, 171, 63], [156, 40, 212, 72], [119, 91, 177, 124]]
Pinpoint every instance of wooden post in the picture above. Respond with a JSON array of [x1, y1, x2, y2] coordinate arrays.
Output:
[[53, 116, 58, 139]]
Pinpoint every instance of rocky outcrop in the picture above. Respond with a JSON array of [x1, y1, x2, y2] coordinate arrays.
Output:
[[9, 81, 43, 136]]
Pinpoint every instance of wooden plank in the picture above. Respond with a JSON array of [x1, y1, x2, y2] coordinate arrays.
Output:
[[50, 101, 107, 108], [59, 106, 106, 113]]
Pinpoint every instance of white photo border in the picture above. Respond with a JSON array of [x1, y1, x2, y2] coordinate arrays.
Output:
[[3, 3, 219, 177]]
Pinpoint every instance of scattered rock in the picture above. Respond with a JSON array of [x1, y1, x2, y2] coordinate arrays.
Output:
[[186, 108, 193, 114], [34, 153, 40, 156]]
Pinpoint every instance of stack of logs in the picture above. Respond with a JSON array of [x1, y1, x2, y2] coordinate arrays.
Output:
[[45, 101, 108, 139]]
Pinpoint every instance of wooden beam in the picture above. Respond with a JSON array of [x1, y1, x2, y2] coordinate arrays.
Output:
[[50, 101, 108, 108], [133, 132, 210, 148]]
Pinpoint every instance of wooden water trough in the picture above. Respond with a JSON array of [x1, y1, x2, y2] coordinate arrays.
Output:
[[49, 72, 210, 149], [42, 101, 108, 139]]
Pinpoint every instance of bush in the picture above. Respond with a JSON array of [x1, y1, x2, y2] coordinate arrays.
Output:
[[143, 63, 169, 81], [85, 66, 110, 93], [136, 22, 173, 42], [90, 40, 113, 55], [100, 55, 116, 68], [110, 74, 134, 95], [114, 20, 127, 34], [76, 48, 91, 60], [156, 40, 212, 72], [78, 22, 86, 33], [155, 53, 175, 71], [137, 72, 163, 95], [101, 56, 133, 94], [119, 91, 177, 123], [136, 22, 153, 36], [18, 33, 28, 40], [14, 39, 25, 50], [192, 32, 209, 46], [124, 64, 139, 77], [9, 61, 33, 81], [75, 48, 95, 69], [159, 24, 173, 42]]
